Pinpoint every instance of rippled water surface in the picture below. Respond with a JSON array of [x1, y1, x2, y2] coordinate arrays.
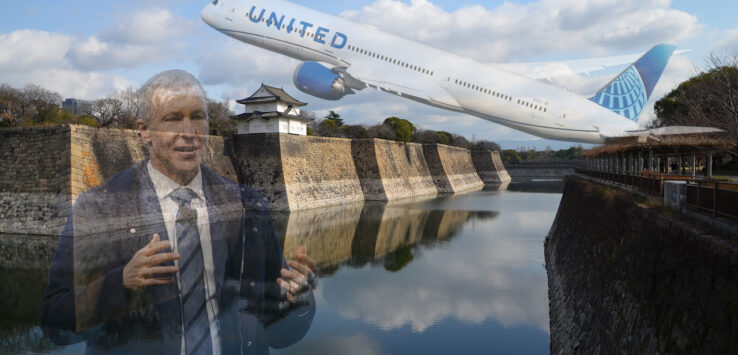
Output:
[[0, 180, 563, 354]]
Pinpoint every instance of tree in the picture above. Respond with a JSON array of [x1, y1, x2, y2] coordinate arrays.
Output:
[[86, 97, 125, 127], [654, 53, 738, 154], [206, 99, 236, 136], [0, 84, 23, 127], [449, 134, 471, 149], [412, 130, 444, 144], [10, 84, 63, 126], [368, 124, 396, 140], [324, 110, 344, 127], [342, 124, 369, 139], [472, 139, 501, 152], [383, 116, 415, 142], [316, 118, 342, 137], [501, 149, 521, 163]]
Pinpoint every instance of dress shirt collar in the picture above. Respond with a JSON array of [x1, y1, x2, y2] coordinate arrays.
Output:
[[147, 160, 204, 204]]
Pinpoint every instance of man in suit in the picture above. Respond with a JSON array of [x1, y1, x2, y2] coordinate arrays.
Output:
[[41, 70, 316, 354]]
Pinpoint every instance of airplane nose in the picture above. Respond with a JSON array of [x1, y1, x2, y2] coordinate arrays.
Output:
[[200, 3, 218, 27]]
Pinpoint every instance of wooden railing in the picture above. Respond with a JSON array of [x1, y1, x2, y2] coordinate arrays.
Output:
[[575, 169, 738, 221]]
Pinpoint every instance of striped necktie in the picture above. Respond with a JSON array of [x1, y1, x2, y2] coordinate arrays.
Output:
[[170, 187, 212, 355]]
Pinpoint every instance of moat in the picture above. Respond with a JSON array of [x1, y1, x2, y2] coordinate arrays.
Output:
[[0, 180, 562, 354]]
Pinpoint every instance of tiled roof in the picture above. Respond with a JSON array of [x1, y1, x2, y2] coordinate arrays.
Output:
[[236, 84, 307, 107]]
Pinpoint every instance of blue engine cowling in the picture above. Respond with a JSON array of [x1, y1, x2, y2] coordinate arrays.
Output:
[[293, 62, 353, 101]]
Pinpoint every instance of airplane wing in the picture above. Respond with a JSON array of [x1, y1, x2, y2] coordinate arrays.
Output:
[[362, 78, 462, 111], [497, 50, 690, 80], [336, 63, 463, 111]]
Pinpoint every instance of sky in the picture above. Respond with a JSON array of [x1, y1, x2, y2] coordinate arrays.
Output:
[[1, 0, 737, 150]]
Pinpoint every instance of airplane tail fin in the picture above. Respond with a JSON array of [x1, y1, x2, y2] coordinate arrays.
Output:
[[589, 44, 677, 122]]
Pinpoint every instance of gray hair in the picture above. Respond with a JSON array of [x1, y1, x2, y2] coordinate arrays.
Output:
[[137, 69, 208, 123]]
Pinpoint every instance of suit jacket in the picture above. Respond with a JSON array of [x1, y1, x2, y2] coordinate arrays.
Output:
[[40, 159, 314, 354]]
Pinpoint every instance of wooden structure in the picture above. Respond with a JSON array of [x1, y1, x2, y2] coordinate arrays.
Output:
[[579, 133, 738, 221]]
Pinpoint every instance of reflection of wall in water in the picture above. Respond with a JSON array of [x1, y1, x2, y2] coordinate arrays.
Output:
[[279, 203, 497, 275], [278, 203, 364, 273], [0, 234, 60, 353]]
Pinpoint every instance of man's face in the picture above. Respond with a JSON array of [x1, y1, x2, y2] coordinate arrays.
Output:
[[138, 87, 208, 183]]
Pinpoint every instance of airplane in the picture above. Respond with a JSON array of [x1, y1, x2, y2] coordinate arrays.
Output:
[[200, 0, 720, 144]]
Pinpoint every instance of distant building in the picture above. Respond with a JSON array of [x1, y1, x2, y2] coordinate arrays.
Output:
[[62, 98, 91, 115], [232, 84, 313, 135]]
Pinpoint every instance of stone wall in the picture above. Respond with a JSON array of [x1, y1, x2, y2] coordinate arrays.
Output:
[[506, 160, 585, 179], [423, 144, 484, 194], [233, 134, 364, 211], [0, 125, 236, 235], [352, 139, 437, 201], [546, 176, 738, 354], [471, 150, 511, 184], [281, 135, 364, 210], [0, 126, 73, 235], [3, 128, 490, 230]]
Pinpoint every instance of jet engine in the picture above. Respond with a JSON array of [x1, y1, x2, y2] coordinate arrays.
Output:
[[293, 62, 355, 101]]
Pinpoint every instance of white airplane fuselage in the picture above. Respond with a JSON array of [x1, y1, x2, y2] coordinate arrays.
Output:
[[201, 0, 642, 144]]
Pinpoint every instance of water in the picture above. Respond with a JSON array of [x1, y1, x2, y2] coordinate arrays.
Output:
[[0, 180, 563, 354]]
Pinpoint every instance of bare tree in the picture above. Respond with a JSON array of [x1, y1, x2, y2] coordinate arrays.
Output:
[[0, 84, 23, 127], [206, 99, 236, 136], [368, 124, 396, 140], [86, 97, 125, 127], [654, 52, 738, 154]]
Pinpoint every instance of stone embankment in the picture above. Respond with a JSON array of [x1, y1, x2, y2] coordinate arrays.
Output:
[[0, 125, 235, 235], [423, 144, 484, 193], [352, 139, 438, 201], [506, 160, 584, 179], [472, 151, 512, 184], [233, 133, 365, 211], [546, 176, 738, 354], [1, 125, 510, 235]]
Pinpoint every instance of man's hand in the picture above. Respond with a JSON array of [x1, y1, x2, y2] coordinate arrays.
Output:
[[277, 246, 317, 302], [123, 234, 180, 290]]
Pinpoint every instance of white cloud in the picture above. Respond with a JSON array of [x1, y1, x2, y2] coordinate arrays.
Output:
[[0, 30, 134, 99], [66, 35, 187, 71], [318, 205, 554, 334], [196, 39, 300, 87], [714, 29, 738, 56], [0, 7, 198, 98], [101, 8, 197, 45], [340, 0, 700, 62]]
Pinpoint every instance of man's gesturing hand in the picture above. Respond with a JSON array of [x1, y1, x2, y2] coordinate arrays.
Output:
[[277, 246, 317, 302], [123, 234, 180, 290]]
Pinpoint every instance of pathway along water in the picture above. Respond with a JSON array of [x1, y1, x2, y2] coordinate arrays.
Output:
[[0, 180, 563, 354]]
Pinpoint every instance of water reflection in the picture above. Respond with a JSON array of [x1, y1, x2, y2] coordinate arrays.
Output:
[[507, 179, 564, 193], [275, 203, 497, 276], [0, 183, 561, 354]]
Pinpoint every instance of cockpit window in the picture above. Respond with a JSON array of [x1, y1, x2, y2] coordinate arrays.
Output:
[[212, 0, 218, 5]]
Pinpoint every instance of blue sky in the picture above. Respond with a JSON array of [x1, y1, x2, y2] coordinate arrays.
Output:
[[1, 0, 737, 149]]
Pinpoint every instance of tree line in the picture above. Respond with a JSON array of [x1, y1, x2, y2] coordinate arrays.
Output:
[[309, 111, 501, 151], [500, 146, 585, 163], [0, 82, 500, 151], [653, 53, 738, 156], [0, 83, 236, 136]]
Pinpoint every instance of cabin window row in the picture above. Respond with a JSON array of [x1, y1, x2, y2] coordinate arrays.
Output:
[[255, 17, 318, 38], [454, 79, 512, 102], [517, 99, 547, 112], [346, 45, 434, 76]]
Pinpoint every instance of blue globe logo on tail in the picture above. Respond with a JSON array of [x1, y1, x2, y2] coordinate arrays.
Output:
[[589, 44, 677, 122]]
